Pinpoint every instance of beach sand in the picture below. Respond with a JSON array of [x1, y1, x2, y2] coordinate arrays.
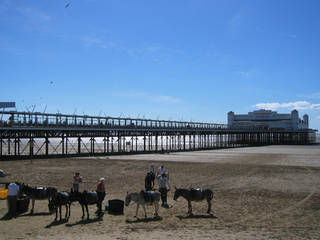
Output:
[[1, 145, 320, 239]]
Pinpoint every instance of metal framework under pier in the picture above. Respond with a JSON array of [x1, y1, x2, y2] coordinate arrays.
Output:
[[0, 111, 317, 160]]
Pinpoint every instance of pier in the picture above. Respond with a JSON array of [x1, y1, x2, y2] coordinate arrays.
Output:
[[0, 111, 317, 160]]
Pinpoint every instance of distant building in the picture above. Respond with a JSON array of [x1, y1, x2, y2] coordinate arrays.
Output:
[[228, 109, 309, 130], [0, 102, 15, 109]]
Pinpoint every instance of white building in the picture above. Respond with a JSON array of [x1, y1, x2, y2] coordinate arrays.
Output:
[[228, 109, 309, 130]]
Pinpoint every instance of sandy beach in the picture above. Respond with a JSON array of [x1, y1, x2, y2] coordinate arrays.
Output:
[[1, 144, 320, 239]]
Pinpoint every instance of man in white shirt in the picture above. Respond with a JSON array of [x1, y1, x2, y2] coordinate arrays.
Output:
[[158, 173, 170, 207], [7, 182, 20, 217]]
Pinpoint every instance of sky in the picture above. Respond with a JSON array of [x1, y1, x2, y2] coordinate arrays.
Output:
[[1, 0, 320, 130]]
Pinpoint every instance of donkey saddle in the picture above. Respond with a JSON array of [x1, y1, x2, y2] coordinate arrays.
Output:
[[140, 190, 156, 204], [190, 188, 202, 199]]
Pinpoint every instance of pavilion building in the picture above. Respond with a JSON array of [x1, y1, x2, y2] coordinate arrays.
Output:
[[228, 109, 309, 131]]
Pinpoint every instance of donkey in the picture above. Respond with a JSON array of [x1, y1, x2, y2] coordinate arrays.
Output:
[[125, 191, 160, 218], [70, 190, 103, 220], [19, 183, 57, 214], [173, 187, 213, 215], [48, 191, 71, 221]]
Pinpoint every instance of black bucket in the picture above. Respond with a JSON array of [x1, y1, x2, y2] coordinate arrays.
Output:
[[108, 199, 124, 215], [17, 197, 30, 214]]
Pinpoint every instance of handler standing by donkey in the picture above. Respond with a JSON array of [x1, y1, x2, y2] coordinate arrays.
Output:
[[96, 177, 106, 214], [7, 182, 20, 217], [158, 173, 170, 207]]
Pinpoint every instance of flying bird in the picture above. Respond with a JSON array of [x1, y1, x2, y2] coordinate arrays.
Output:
[[65, 2, 70, 8]]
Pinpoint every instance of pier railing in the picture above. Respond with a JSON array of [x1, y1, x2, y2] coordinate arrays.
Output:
[[0, 111, 227, 130]]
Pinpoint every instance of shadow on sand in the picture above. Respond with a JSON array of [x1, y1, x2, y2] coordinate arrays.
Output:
[[19, 212, 52, 217], [0, 211, 51, 220], [176, 214, 217, 220], [0, 212, 15, 221], [126, 216, 162, 223], [45, 218, 69, 228], [65, 217, 103, 227]]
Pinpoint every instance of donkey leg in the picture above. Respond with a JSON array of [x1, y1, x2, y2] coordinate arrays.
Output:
[[85, 205, 90, 220], [154, 202, 159, 217], [142, 204, 147, 218], [65, 205, 68, 219], [135, 203, 140, 218], [207, 200, 212, 214], [68, 203, 71, 219], [188, 201, 193, 215], [59, 205, 62, 221], [55, 208, 58, 221], [31, 199, 35, 213], [81, 204, 85, 219]]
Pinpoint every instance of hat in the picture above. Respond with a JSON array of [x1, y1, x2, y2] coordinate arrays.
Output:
[[100, 177, 105, 182]]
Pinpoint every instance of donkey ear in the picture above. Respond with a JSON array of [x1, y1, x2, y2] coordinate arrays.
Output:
[[126, 191, 128, 195], [175, 186, 177, 190]]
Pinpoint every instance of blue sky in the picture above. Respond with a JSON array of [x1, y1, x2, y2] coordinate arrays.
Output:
[[1, 0, 320, 130]]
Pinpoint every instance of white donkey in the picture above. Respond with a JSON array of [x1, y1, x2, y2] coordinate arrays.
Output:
[[125, 191, 160, 218]]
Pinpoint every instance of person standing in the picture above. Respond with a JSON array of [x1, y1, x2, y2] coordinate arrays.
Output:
[[157, 165, 166, 178], [96, 177, 106, 214], [146, 165, 155, 190], [158, 173, 170, 207], [7, 182, 20, 217], [149, 165, 155, 174], [73, 172, 82, 192], [145, 172, 154, 191]]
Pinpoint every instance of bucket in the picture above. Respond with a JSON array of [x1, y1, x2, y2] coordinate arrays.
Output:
[[0, 189, 8, 199], [108, 199, 124, 215], [17, 197, 30, 213]]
